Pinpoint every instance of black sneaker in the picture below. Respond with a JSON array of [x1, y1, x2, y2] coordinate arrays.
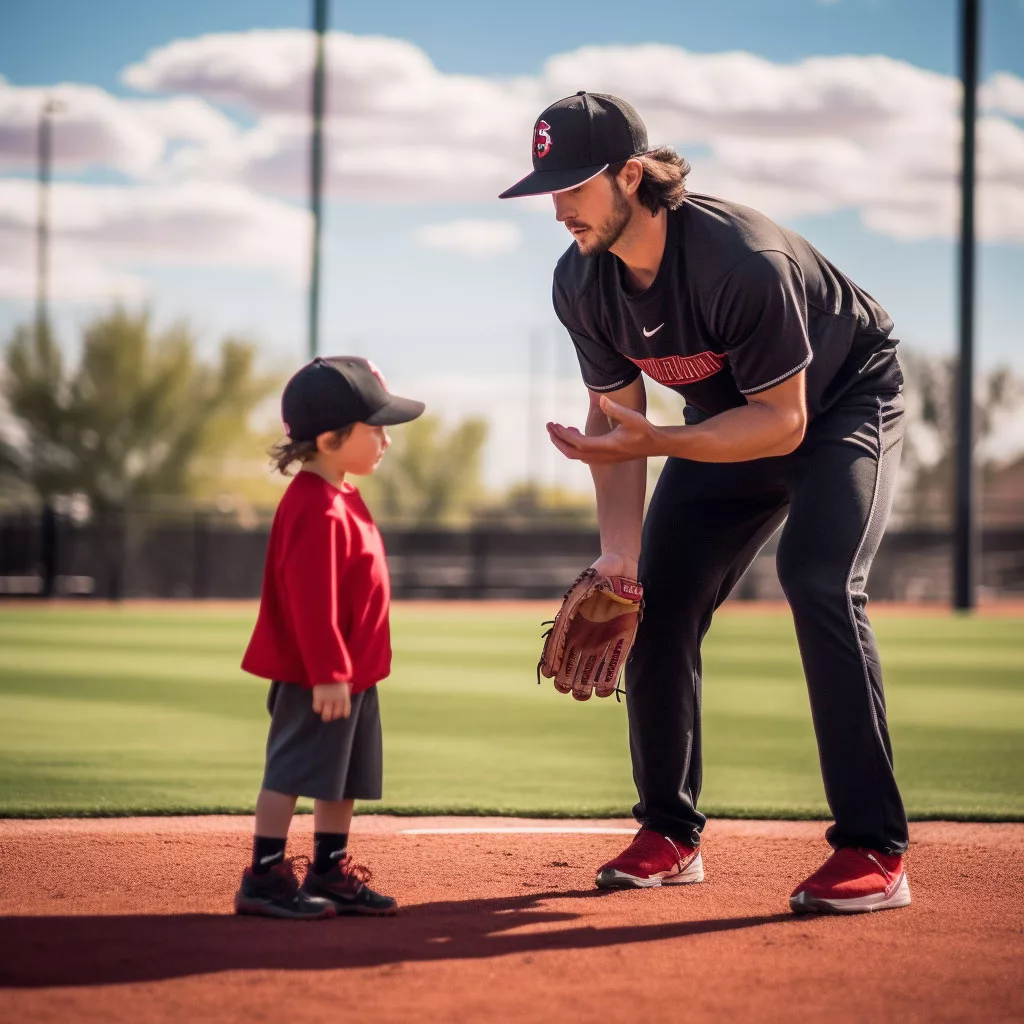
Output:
[[235, 858, 337, 920], [301, 854, 398, 916]]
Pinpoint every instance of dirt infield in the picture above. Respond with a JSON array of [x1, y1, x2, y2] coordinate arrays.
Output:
[[1, 817, 1022, 1023]]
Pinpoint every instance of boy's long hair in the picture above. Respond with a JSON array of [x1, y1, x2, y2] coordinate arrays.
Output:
[[268, 425, 354, 476], [609, 146, 691, 214]]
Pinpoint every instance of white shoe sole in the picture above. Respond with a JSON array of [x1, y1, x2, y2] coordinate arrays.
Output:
[[596, 850, 705, 890], [789, 872, 911, 915]]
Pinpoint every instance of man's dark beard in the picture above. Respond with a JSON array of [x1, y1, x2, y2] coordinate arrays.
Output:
[[575, 180, 632, 257]]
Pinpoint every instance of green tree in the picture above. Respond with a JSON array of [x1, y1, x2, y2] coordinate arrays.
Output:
[[1, 309, 280, 508], [359, 414, 488, 525], [896, 348, 1024, 526], [479, 481, 596, 526]]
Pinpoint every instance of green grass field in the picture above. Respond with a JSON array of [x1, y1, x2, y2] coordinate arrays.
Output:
[[0, 603, 1021, 819]]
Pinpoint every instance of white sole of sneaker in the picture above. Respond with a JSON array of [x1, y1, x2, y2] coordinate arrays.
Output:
[[596, 851, 705, 890], [789, 872, 911, 915]]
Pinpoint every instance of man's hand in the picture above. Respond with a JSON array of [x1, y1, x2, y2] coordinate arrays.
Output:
[[591, 552, 639, 580], [312, 682, 352, 722], [547, 394, 664, 464], [551, 372, 809, 466]]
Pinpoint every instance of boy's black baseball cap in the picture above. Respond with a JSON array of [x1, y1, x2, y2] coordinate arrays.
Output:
[[281, 356, 425, 441], [499, 92, 648, 199]]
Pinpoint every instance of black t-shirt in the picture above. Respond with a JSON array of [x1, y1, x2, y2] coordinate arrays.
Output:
[[552, 194, 902, 423]]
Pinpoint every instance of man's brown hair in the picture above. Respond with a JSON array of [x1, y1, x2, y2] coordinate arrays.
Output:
[[609, 146, 691, 214]]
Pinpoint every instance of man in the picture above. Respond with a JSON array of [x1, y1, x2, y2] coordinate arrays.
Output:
[[500, 92, 910, 915]]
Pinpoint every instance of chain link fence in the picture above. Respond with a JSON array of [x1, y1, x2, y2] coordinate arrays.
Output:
[[1, 499, 1022, 602]]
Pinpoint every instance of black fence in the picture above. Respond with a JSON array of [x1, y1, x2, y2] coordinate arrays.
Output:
[[1, 502, 1023, 602]]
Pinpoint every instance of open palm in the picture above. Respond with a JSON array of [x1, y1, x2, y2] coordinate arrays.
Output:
[[546, 395, 662, 464]]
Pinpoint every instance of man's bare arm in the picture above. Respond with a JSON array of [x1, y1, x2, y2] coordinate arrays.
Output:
[[548, 371, 808, 466], [558, 376, 647, 578]]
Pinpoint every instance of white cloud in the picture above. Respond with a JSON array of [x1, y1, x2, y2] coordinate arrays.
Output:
[[545, 48, 960, 140], [123, 30, 543, 202], [983, 71, 1024, 117], [415, 219, 523, 259], [0, 79, 162, 177], [0, 228, 147, 303], [124, 95, 238, 150], [120, 31, 1024, 242], [3, 33, 1023, 304], [0, 178, 308, 301], [124, 29, 537, 122], [0, 76, 236, 179], [124, 29, 337, 114], [0, 73, 303, 302]]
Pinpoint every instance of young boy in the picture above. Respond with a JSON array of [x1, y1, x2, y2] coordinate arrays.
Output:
[[235, 355, 424, 920]]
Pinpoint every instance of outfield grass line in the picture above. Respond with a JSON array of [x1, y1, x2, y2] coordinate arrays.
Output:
[[5, 597, 1024, 615], [2, 805, 1022, 821]]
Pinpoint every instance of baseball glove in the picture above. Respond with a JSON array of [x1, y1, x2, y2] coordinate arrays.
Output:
[[538, 568, 644, 701]]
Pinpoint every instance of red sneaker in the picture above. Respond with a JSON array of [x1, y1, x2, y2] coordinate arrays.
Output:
[[595, 827, 704, 889], [790, 847, 911, 914]]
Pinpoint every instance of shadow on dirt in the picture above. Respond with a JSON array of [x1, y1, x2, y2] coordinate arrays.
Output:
[[1, 889, 803, 988]]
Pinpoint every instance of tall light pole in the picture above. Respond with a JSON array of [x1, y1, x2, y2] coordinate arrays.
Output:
[[36, 98, 62, 343], [308, 0, 329, 361], [954, 0, 980, 610]]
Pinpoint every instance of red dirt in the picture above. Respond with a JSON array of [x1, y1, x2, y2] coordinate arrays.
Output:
[[1, 817, 1021, 1023]]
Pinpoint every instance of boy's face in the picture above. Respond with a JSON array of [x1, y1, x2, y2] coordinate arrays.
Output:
[[318, 421, 391, 477]]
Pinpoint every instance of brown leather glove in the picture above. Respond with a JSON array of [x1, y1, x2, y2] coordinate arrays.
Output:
[[538, 568, 644, 701]]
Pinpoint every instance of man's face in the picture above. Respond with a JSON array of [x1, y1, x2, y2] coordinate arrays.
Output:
[[552, 171, 633, 257]]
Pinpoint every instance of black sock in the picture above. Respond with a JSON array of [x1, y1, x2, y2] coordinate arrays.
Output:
[[252, 835, 287, 875], [313, 832, 348, 874]]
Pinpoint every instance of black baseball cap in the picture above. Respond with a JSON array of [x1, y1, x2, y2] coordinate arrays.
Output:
[[498, 92, 648, 199], [281, 356, 425, 442]]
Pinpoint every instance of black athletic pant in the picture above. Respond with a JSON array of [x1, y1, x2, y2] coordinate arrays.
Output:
[[627, 390, 909, 855]]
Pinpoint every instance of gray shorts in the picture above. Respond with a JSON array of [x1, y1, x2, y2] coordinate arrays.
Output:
[[261, 681, 383, 802]]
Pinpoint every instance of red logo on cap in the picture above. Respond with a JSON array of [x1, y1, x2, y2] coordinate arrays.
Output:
[[534, 119, 552, 159], [366, 359, 388, 391]]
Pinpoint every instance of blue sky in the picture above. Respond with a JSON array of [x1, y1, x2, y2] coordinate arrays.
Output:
[[1, 0, 1023, 485], [4, 0, 1023, 84]]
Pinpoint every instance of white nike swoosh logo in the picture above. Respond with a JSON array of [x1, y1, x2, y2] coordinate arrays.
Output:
[[259, 853, 283, 865], [643, 323, 665, 337]]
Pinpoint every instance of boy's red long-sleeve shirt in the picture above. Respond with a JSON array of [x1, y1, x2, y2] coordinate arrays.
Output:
[[242, 471, 391, 693]]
